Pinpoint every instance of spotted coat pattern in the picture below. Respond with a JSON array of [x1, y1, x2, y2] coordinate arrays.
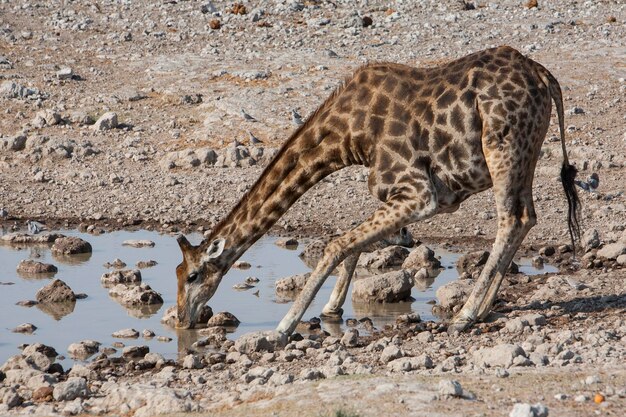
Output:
[[176, 46, 575, 334]]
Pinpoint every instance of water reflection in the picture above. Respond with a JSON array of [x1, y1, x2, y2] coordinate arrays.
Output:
[[0, 227, 559, 366], [52, 252, 92, 265], [36, 301, 76, 320]]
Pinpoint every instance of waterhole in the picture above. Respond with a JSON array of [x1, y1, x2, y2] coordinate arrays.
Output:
[[0, 228, 556, 366]]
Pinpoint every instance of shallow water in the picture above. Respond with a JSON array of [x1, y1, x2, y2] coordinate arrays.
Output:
[[0, 228, 556, 366]]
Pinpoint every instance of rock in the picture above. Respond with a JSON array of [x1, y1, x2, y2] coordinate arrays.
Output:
[[122, 345, 149, 358], [207, 312, 240, 328], [53, 377, 89, 401], [2, 389, 23, 409], [438, 379, 463, 397], [68, 110, 94, 125], [101, 269, 142, 286], [67, 340, 100, 360], [386, 355, 433, 372], [275, 237, 298, 248], [182, 354, 203, 369], [396, 312, 421, 324], [22, 343, 58, 359], [352, 269, 414, 303], [1, 134, 27, 151], [473, 344, 527, 368], [582, 229, 600, 251], [51, 237, 92, 255], [617, 254, 626, 266], [32, 109, 61, 127], [1, 232, 65, 244], [112, 328, 139, 338], [68, 364, 96, 380], [416, 331, 434, 343], [0, 80, 41, 99], [299, 368, 325, 381], [27, 373, 57, 390], [275, 273, 310, 293], [109, 283, 163, 306], [122, 239, 155, 248], [380, 345, 403, 363], [509, 403, 549, 417], [12, 323, 37, 333], [161, 305, 212, 327], [358, 245, 410, 269], [456, 250, 489, 275], [36, 279, 76, 303], [596, 242, 626, 260], [92, 112, 118, 131], [103, 258, 126, 269], [32, 386, 54, 402], [402, 245, 441, 270], [341, 329, 359, 347], [234, 331, 287, 353], [435, 280, 473, 309], [17, 260, 58, 274], [56, 67, 74, 80], [136, 260, 158, 269], [539, 246, 555, 256]]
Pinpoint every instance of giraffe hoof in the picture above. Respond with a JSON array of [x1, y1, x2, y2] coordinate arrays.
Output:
[[320, 308, 344, 321], [447, 316, 474, 335]]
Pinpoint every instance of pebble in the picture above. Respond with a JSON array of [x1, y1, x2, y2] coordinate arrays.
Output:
[[122, 239, 155, 248], [12, 323, 37, 333], [112, 328, 140, 338], [341, 329, 359, 347], [56, 67, 74, 80]]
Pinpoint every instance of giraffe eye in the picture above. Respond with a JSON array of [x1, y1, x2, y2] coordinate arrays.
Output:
[[187, 272, 199, 283]]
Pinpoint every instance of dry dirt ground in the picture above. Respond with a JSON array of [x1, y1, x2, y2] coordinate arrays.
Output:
[[1, 0, 625, 416]]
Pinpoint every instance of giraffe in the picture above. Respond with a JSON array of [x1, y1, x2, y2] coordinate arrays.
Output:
[[298, 226, 414, 270], [175, 46, 581, 335]]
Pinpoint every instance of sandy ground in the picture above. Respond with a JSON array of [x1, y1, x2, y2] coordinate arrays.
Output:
[[1, 0, 625, 416]]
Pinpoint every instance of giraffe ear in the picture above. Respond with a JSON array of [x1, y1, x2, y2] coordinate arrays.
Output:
[[204, 238, 226, 261], [177, 235, 192, 252]]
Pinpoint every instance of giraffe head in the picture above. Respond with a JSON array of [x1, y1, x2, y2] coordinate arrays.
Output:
[[175, 234, 226, 329]]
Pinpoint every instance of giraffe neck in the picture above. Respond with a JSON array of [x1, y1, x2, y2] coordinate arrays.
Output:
[[202, 123, 351, 271]]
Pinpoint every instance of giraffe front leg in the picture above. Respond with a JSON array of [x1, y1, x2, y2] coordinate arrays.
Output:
[[320, 252, 360, 319], [277, 179, 438, 336]]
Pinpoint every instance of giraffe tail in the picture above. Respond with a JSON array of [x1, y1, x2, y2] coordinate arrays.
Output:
[[540, 67, 581, 255]]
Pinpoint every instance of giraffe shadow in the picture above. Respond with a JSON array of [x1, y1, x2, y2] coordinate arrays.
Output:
[[500, 293, 626, 315]]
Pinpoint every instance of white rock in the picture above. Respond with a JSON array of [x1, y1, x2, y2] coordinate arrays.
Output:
[[122, 239, 155, 248], [112, 328, 140, 338], [352, 269, 413, 303], [438, 379, 463, 397], [473, 344, 527, 368], [509, 403, 549, 417], [92, 112, 118, 131], [53, 377, 89, 401], [436, 280, 473, 309]]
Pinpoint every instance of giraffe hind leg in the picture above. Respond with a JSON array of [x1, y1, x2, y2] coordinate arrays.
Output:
[[450, 126, 539, 332]]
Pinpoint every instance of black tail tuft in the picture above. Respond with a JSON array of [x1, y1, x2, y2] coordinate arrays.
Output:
[[560, 163, 581, 256]]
